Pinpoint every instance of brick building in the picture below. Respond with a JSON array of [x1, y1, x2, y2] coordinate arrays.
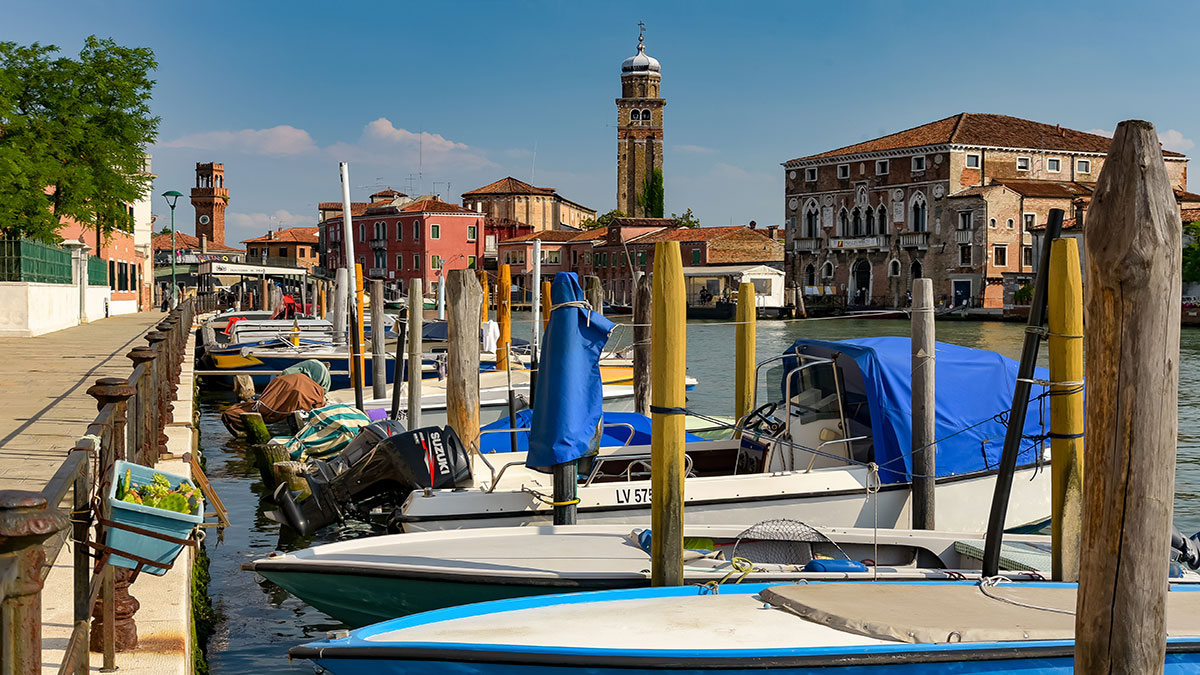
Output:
[[616, 30, 665, 217], [191, 162, 229, 247], [781, 113, 1190, 309], [461, 177, 595, 233], [495, 229, 607, 295], [321, 197, 485, 293], [241, 226, 320, 270]]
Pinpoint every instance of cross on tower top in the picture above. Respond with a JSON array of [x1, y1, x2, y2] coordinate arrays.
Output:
[[638, 21, 645, 46]]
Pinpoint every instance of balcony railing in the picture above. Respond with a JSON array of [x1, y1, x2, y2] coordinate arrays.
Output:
[[368, 267, 388, 278], [955, 229, 974, 244], [830, 234, 888, 251], [899, 232, 930, 249], [369, 238, 388, 250], [794, 237, 822, 252]]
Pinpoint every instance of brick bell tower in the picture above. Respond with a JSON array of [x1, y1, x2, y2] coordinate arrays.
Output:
[[616, 25, 664, 217], [190, 162, 229, 246]]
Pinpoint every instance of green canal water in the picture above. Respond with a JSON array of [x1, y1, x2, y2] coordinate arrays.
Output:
[[199, 315, 1200, 672]]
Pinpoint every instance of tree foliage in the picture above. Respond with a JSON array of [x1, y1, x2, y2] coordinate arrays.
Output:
[[0, 36, 159, 243], [579, 209, 627, 230], [1183, 221, 1200, 284], [638, 168, 664, 218], [670, 207, 700, 228]]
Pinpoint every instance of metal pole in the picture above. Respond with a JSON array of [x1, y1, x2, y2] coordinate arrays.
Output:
[[170, 204, 176, 309], [531, 239, 542, 355], [407, 279, 423, 429], [338, 162, 360, 355], [437, 275, 446, 321]]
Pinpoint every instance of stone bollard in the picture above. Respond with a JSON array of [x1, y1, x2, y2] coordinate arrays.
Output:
[[127, 348, 158, 465], [0, 491, 71, 674]]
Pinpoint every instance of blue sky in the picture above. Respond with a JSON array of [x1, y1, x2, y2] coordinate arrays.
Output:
[[5, 1, 1197, 245]]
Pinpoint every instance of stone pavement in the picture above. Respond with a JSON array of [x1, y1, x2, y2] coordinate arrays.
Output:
[[0, 311, 164, 491]]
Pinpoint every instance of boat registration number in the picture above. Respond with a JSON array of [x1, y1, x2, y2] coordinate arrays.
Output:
[[615, 487, 652, 504]]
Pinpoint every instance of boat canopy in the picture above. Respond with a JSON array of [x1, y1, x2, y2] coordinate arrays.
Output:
[[782, 337, 1054, 484]]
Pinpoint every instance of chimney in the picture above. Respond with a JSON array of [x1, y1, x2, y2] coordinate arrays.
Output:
[[1057, 123, 1064, 137], [749, 220, 757, 229], [199, 234, 208, 254]]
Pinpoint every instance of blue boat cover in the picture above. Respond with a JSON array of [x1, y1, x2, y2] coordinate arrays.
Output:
[[479, 410, 705, 454], [782, 337, 1055, 484], [526, 273, 615, 472]]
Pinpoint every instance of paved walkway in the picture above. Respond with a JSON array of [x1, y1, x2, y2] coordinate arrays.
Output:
[[0, 311, 164, 491]]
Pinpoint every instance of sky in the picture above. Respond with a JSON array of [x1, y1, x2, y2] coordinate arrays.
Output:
[[4, 0, 1198, 246]]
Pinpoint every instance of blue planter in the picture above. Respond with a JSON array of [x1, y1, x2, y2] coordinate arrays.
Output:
[[105, 460, 202, 575]]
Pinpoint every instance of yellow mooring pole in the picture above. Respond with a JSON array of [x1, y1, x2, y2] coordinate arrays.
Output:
[[1048, 237, 1085, 581], [354, 263, 367, 391], [651, 241, 686, 586], [541, 280, 553, 333], [497, 264, 512, 371], [734, 281, 757, 421], [478, 270, 490, 323]]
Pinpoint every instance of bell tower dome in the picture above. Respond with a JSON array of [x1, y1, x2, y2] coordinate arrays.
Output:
[[616, 26, 665, 217], [190, 162, 229, 246]]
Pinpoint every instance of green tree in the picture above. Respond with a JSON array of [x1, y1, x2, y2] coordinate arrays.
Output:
[[0, 37, 159, 243], [638, 168, 664, 218], [579, 209, 628, 230], [1183, 221, 1200, 284], [670, 207, 700, 228]]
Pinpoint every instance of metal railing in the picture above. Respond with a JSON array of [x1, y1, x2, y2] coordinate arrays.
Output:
[[0, 239, 74, 283], [87, 256, 108, 286], [0, 300, 195, 674]]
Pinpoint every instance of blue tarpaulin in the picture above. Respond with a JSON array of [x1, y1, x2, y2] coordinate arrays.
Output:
[[782, 337, 1056, 484], [479, 410, 705, 454], [526, 273, 615, 472]]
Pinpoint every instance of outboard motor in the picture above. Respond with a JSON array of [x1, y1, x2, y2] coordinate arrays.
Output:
[[1171, 525, 1200, 571], [269, 424, 471, 535]]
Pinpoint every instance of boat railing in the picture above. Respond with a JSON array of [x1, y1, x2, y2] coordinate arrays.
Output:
[[800, 436, 871, 473], [474, 422, 639, 492]]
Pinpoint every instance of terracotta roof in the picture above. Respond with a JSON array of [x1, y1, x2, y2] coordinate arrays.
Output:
[[240, 226, 319, 244], [1182, 209, 1200, 223], [318, 202, 371, 217], [991, 180, 1094, 199], [1176, 188, 1200, 202], [461, 176, 556, 196], [609, 217, 676, 228], [152, 232, 242, 252], [499, 228, 608, 245], [399, 198, 480, 214], [634, 226, 755, 244], [370, 188, 406, 199], [948, 185, 1005, 199], [786, 113, 1186, 163]]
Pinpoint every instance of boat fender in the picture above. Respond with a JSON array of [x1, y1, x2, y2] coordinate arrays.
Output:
[[802, 559, 869, 573]]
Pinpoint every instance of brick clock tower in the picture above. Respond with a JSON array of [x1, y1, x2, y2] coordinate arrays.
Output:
[[190, 162, 229, 247], [616, 27, 664, 217]]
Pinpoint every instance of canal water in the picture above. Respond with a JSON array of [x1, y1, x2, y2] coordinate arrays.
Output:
[[200, 315, 1200, 672]]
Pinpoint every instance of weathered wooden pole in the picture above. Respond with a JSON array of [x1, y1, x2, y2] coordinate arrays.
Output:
[[585, 275, 604, 317], [795, 285, 808, 319], [541, 280, 553, 333], [446, 270, 482, 451], [1076, 120, 1181, 672], [406, 279, 423, 429], [734, 281, 756, 421], [1048, 237, 1085, 582], [259, 277, 270, 311], [496, 264, 512, 372], [633, 274, 653, 415], [651, 241, 686, 587], [910, 277, 935, 530], [478, 270, 490, 322], [370, 279, 387, 400]]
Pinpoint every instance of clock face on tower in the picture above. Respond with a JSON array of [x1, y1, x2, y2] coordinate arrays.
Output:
[[199, 215, 211, 225]]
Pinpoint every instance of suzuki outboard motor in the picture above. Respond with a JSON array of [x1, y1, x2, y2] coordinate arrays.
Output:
[[1171, 525, 1200, 571], [270, 424, 471, 535]]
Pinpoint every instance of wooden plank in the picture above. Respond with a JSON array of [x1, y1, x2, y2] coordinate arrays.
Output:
[[734, 281, 756, 421], [910, 278, 935, 530], [651, 241, 686, 587], [633, 274, 652, 416], [446, 270, 482, 451], [1076, 120, 1181, 673]]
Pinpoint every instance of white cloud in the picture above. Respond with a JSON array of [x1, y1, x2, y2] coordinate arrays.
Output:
[[160, 125, 317, 156], [226, 209, 311, 237], [324, 117, 496, 172], [1159, 129, 1195, 152], [1087, 128, 1113, 138], [674, 144, 715, 154]]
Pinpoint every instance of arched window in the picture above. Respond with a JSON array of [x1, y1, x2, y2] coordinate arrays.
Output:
[[630, 109, 641, 121], [889, 259, 901, 277], [865, 207, 875, 235], [1006, 218, 1014, 229], [877, 205, 887, 230], [641, 109, 652, 121], [851, 208, 863, 236], [804, 201, 820, 238], [821, 261, 834, 279], [838, 208, 849, 237], [910, 259, 923, 283], [910, 192, 928, 232], [804, 264, 816, 286], [989, 218, 997, 229]]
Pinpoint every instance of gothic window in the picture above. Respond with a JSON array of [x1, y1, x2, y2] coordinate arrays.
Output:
[[804, 200, 820, 237], [851, 208, 863, 236], [838, 208, 849, 236], [821, 261, 834, 279], [804, 264, 816, 286], [630, 109, 641, 121], [865, 207, 875, 235], [641, 109, 651, 121], [877, 205, 887, 229], [910, 193, 928, 233], [909, 260, 923, 288], [888, 259, 901, 277]]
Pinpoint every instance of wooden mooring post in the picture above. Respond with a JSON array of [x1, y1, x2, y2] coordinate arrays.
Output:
[[406, 279, 423, 430], [910, 278, 935, 530], [371, 279, 388, 400], [734, 281, 756, 421], [478, 270, 490, 323], [633, 274, 652, 416], [1048, 237, 1084, 582], [446, 270, 483, 451], [585, 275, 604, 318], [496, 265, 512, 372], [1076, 120, 1181, 672], [650, 241, 686, 586]]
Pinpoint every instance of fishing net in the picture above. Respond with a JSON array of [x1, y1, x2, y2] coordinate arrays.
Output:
[[731, 519, 850, 564]]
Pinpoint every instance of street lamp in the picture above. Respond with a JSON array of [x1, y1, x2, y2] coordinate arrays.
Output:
[[161, 190, 183, 309]]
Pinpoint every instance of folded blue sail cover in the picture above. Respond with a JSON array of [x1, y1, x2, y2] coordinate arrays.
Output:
[[782, 336, 1058, 484], [479, 410, 705, 454], [526, 273, 616, 472]]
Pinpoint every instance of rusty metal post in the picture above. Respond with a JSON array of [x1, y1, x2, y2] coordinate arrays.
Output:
[[71, 452, 90, 675], [145, 332, 172, 451], [0, 491, 70, 675], [85, 380, 139, 663], [127, 348, 156, 466]]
